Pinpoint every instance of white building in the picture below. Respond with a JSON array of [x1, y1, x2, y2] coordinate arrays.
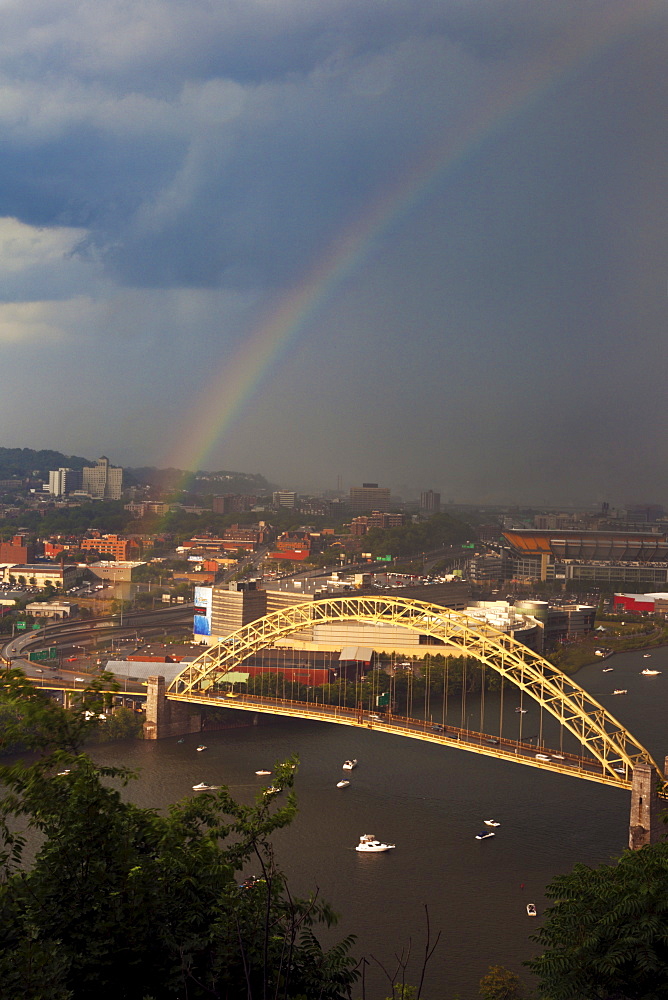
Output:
[[82, 457, 123, 500]]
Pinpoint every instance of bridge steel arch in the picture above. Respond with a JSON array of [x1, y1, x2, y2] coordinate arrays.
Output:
[[169, 596, 657, 782]]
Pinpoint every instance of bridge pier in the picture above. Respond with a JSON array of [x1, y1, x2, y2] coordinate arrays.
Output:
[[143, 675, 202, 740], [629, 758, 668, 850]]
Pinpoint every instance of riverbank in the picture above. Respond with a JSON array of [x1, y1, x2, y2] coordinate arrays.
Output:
[[547, 617, 668, 674]]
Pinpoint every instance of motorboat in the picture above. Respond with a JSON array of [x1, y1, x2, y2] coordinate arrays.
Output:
[[643, 654, 652, 658], [355, 833, 395, 853], [526, 903, 537, 917], [483, 819, 500, 827], [475, 831, 495, 840], [196, 745, 208, 752], [602, 667, 614, 672], [641, 669, 661, 676], [342, 759, 358, 770], [515, 707, 527, 714], [535, 753, 550, 761], [612, 689, 628, 695], [255, 769, 272, 775], [551, 753, 565, 760], [192, 782, 217, 791], [263, 786, 281, 795], [595, 649, 604, 656], [56, 769, 71, 776], [337, 779, 350, 788]]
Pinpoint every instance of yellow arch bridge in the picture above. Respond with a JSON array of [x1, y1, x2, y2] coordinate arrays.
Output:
[[165, 595, 661, 791]]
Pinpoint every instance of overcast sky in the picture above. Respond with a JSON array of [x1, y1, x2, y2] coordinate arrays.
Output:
[[1, 0, 667, 505]]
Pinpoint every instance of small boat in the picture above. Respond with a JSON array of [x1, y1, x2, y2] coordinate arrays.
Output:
[[526, 903, 537, 917], [551, 754, 565, 760], [612, 689, 628, 695], [515, 707, 527, 714], [613, 767, 625, 774], [355, 833, 395, 852], [643, 654, 652, 658], [263, 785, 281, 795], [255, 769, 272, 775], [337, 779, 350, 788], [342, 759, 358, 770], [56, 769, 71, 776], [535, 753, 550, 761], [602, 667, 614, 673], [475, 831, 495, 840], [483, 819, 500, 827], [177, 738, 184, 744], [595, 649, 604, 656], [641, 669, 661, 676], [196, 745, 208, 752], [192, 782, 217, 791]]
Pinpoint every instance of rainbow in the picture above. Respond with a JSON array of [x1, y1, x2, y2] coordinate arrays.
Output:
[[167, 1, 653, 481]]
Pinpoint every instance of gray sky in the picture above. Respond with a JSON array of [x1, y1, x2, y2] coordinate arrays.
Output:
[[1, 0, 667, 505]]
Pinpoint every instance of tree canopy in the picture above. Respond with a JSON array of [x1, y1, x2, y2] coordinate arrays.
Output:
[[527, 843, 668, 1000], [0, 669, 358, 1000]]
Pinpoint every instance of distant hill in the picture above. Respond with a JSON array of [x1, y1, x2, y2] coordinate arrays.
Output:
[[127, 467, 275, 495], [0, 448, 275, 495], [0, 447, 93, 478]]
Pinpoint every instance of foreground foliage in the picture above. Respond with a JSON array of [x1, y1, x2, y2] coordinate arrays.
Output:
[[527, 843, 668, 1000], [0, 669, 358, 1000]]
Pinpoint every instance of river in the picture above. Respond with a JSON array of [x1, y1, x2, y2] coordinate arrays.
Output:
[[87, 646, 668, 999]]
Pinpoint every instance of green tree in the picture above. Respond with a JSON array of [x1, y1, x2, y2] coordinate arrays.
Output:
[[479, 964, 524, 999], [0, 668, 358, 1000], [527, 843, 668, 1000]]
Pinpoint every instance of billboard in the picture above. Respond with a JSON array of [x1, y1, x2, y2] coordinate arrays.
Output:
[[193, 586, 213, 636]]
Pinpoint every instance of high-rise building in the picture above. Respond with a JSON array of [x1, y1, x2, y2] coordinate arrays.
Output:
[[349, 483, 391, 514], [47, 467, 82, 496], [82, 457, 123, 500], [420, 490, 441, 514]]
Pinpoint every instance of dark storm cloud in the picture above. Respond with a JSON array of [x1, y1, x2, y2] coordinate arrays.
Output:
[[0, 0, 667, 502]]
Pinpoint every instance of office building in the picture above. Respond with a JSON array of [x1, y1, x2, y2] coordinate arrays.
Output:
[[82, 457, 123, 500], [349, 483, 391, 514], [272, 491, 297, 509], [420, 490, 441, 514]]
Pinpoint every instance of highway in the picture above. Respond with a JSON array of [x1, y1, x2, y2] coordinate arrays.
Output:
[[1, 605, 194, 665]]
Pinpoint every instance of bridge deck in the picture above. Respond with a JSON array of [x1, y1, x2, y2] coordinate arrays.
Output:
[[168, 690, 633, 789]]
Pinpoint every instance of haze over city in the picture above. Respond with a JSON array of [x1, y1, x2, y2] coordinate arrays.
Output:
[[1, 1, 667, 505]]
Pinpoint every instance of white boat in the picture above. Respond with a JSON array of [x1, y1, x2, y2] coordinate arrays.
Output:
[[602, 667, 614, 673], [355, 833, 395, 852], [342, 759, 358, 770], [475, 831, 495, 840], [641, 669, 661, 676], [551, 754, 565, 760], [263, 785, 280, 795], [196, 745, 208, 752], [337, 779, 350, 788], [612, 689, 628, 695], [56, 769, 71, 776], [535, 753, 550, 761], [483, 819, 500, 827], [255, 769, 272, 775], [643, 654, 652, 658], [515, 707, 527, 714], [527, 903, 537, 917], [192, 782, 217, 791], [595, 649, 604, 656]]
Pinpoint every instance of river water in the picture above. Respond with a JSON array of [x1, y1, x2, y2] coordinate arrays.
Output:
[[88, 647, 668, 1000]]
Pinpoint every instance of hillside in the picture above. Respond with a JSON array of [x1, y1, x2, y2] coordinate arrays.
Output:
[[0, 447, 93, 478]]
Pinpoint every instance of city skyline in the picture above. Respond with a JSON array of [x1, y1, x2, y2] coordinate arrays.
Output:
[[1, 2, 667, 505]]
